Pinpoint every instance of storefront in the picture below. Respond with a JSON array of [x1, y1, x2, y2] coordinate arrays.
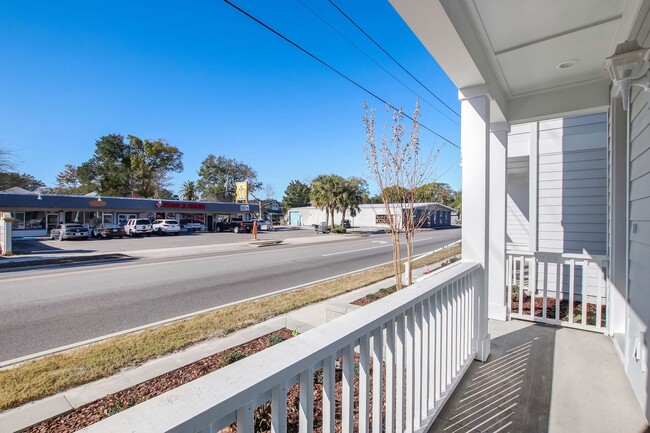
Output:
[[0, 191, 259, 237]]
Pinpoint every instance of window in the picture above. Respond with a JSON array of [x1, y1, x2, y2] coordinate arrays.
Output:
[[10, 211, 46, 230], [376, 214, 389, 224]]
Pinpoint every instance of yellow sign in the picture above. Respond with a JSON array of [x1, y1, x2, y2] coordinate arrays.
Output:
[[235, 181, 249, 202]]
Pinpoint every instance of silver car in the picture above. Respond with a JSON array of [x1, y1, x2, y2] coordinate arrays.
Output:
[[49, 223, 90, 241]]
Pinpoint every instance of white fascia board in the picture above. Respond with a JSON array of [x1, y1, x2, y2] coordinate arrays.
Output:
[[390, 0, 508, 123], [508, 79, 610, 124]]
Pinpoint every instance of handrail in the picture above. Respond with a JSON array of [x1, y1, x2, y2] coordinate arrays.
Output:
[[81, 261, 481, 432]]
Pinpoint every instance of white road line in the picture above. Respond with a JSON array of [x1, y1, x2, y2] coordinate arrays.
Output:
[[321, 236, 441, 257]]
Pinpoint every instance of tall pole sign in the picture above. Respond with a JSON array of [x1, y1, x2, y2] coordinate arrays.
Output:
[[235, 181, 249, 203]]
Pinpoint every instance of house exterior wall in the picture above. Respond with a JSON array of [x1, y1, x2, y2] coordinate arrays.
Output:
[[625, 16, 650, 417], [537, 114, 608, 255]]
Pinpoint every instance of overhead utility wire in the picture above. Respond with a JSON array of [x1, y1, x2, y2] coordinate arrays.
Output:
[[327, 0, 460, 118], [296, 0, 459, 126], [222, 0, 460, 149]]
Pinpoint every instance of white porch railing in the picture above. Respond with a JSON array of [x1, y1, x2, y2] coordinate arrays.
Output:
[[80, 261, 481, 433], [506, 251, 609, 332]]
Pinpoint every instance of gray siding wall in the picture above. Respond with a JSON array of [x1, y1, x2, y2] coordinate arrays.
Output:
[[626, 12, 650, 413], [537, 114, 608, 255]]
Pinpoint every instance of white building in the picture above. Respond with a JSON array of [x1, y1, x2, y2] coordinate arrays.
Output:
[[286, 202, 455, 229]]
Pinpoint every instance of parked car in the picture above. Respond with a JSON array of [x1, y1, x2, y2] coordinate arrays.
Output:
[[179, 219, 205, 232], [253, 219, 271, 231], [50, 223, 90, 241], [123, 218, 153, 237], [215, 217, 254, 233], [152, 219, 180, 235], [91, 223, 126, 239]]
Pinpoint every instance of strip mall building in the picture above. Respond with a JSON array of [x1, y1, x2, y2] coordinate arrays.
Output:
[[0, 189, 259, 237]]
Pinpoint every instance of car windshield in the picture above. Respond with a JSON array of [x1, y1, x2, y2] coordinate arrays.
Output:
[[136, 220, 150, 224], [164, 220, 178, 224], [103, 224, 119, 228], [65, 224, 84, 228]]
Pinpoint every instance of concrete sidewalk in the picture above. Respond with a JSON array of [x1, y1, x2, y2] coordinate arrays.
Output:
[[0, 255, 442, 433]]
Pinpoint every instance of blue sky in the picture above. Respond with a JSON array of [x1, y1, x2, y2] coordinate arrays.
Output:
[[0, 0, 461, 198]]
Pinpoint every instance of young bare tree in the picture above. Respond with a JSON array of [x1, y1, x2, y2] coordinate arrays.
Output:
[[363, 101, 438, 288]]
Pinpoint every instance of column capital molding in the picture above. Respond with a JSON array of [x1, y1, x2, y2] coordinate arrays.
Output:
[[458, 85, 491, 102], [490, 122, 511, 133]]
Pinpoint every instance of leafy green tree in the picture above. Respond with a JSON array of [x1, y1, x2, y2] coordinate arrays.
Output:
[[48, 164, 93, 195], [180, 180, 199, 201], [415, 182, 455, 206], [310, 174, 345, 228], [197, 154, 261, 201], [336, 177, 369, 224], [0, 172, 46, 191], [78, 134, 183, 198], [282, 180, 311, 209]]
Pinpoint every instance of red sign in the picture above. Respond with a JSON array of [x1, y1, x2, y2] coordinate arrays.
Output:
[[156, 201, 206, 210]]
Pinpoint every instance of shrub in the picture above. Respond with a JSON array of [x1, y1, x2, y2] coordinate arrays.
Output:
[[268, 335, 285, 346], [331, 225, 347, 234], [221, 349, 246, 367], [365, 294, 376, 301]]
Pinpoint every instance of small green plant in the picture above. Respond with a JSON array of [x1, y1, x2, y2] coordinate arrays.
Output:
[[221, 349, 246, 367], [291, 328, 300, 337], [254, 401, 272, 433], [365, 294, 376, 301], [379, 288, 389, 295], [354, 361, 360, 377], [313, 369, 324, 384], [511, 284, 520, 303], [104, 397, 136, 418], [268, 335, 285, 346]]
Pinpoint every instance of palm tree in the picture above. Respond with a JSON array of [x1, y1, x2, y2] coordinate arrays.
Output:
[[179, 180, 199, 201], [336, 177, 368, 225], [310, 174, 344, 228]]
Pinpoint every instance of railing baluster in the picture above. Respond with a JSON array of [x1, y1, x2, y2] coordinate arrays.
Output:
[[372, 327, 384, 433], [421, 298, 430, 417], [556, 258, 561, 321], [321, 357, 335, 433], [385, 319, 395, 433], [582, 260, 588, 326], [359, 335, 370, 433], [507, 255, 513, 315], [455, 281, 461, 373], [396, 313, 405, 433], [450, 281, 457, 378], [237, 401, 254, 433], [405, 307, 415, 433], [530, 256, 537, 318], [569, 259, 575, 324], [434, 291, 442, 404], [271, 381, 287, 433], [299, 368, 314, 433], [441, 285, 449, 391], [542, 256, 549, 319], [342, 344, 355, 433], [518, 257, 524, 316], [596, 264, 603, 328]]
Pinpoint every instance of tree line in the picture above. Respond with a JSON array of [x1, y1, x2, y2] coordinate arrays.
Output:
[[0, 135, 262, 201]]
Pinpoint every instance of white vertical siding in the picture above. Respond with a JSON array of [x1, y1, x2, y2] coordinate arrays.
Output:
[[537, 114, 608, 255]]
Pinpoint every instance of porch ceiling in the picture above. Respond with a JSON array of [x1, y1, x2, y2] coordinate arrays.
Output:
[[390, 0, 645, 123]]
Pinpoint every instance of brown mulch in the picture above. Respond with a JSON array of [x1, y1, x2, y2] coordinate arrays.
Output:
[[351, 286, 397, 306], [28, 329, 294, 433], [511, 293, 607, 327]]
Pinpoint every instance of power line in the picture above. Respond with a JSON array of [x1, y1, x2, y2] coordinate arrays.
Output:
[[296, 0, 459, 127], [327, 0, 460, 118], [222, 0, 460, 149]]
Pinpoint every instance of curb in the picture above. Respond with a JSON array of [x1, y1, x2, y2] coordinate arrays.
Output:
[[0, 253, 131, 270]]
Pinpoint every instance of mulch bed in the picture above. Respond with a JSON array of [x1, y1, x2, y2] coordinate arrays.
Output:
[[351, 286, 397, 306], [28, 328, 294, 433], [510, 293, 606, 327]]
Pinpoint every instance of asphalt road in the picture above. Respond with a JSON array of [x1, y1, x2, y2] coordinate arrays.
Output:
[[0, 228, 460, 362]]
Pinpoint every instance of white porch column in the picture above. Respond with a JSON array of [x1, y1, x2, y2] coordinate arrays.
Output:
[[488, 123, 509, 321], [459, 86, 491, 361]]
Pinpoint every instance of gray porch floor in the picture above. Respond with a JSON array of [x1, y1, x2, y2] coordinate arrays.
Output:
[[429, 319, 649, 433]]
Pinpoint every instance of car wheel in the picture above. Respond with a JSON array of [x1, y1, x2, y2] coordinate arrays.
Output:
[[49, 232, 55, 240], [58, 232, 64, 241], [233, 226, 240, 234], [157, 228, 163, 235], [215, 226, 221, 232], [146, 233, 151, 237], [119, 236, 123, 239]]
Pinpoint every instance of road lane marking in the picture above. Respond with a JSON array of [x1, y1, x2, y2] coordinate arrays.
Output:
[[321, 235, 443, 257]]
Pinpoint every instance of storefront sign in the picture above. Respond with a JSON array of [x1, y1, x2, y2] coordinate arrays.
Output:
[[240, 204, 250, 211], [156, 201, 206, 210], [235, 181, 248, 202], [89, 199, 107, 207]]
